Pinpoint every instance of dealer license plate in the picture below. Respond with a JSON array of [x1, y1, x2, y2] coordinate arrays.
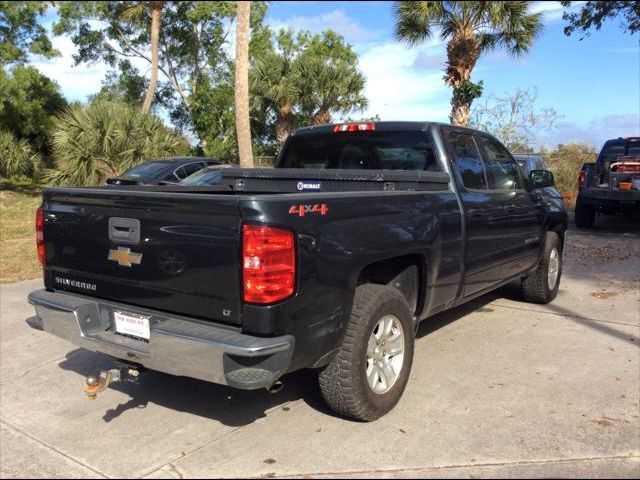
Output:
[[114, 311, 150, 340]]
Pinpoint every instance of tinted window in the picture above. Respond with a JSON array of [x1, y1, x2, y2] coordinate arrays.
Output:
[[627, 141, 640, 156], [181, 162, 205, 178], [478, 136, 522, 190], [446, 131, 487, 190], [278, 131, 439, 171], [122, 162, 171, 179], [174, 166, 187, 180], [181, 168, 223, 185]]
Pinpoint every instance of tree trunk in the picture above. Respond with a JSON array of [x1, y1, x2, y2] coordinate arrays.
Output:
[[444, 29, 480, 126], [450, 99, 471, 126], [142, 1, 163, 113], [234, 0, 253, 168], [276, 105, 294, 148], [311, 108, 331, 125]]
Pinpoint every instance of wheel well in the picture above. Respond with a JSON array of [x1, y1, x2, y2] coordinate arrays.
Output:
[[357, 255, 425, 316], [549, 221, 567, 248]]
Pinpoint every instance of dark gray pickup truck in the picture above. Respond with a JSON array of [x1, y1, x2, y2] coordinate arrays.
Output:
[[28, 122, 567, 421], [575, 137, 640, 227]]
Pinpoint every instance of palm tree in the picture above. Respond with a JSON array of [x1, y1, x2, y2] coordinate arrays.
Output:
[[299, 57, 368, 125], [251, 45, 301, 148], [235, 0, 253, 167], [47, 101, 188, 186], [394, 1, 543, 126], [122, 1, 164, 113], [142, 1, 163, 113]]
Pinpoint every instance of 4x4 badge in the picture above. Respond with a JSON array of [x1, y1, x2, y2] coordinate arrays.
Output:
[[108, 247, 143, 267]]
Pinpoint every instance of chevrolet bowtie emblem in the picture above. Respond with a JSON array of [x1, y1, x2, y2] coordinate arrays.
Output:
[[108, 247, 143, 267]]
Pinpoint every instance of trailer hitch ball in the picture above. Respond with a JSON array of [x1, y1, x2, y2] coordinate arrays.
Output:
[[83, 368, 139, 400]]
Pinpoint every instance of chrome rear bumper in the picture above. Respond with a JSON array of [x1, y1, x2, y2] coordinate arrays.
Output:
[[27, 289, 294, 390]]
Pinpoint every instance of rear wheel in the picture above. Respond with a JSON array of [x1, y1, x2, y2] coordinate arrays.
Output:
[[318, 284, 415, 422], [521, 231, 562, 304], [575, 200, 595, 228]]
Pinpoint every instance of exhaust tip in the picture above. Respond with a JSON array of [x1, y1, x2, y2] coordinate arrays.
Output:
[[265, 381, 284, 394]]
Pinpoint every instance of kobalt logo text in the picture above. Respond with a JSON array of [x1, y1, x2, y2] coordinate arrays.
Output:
[[296, 181, 321, 191]]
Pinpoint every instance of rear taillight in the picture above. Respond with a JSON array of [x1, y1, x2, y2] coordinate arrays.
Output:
[[242, 225, 295, 304], [578, 169, 586, 188], [333, 122, 375, 133], [36, 206, 46, 265]]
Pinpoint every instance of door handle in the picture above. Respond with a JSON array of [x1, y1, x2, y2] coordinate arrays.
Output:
[[109, 217, 140, 244], [468, 208, 484, 218], [503, 203, 517, 214]]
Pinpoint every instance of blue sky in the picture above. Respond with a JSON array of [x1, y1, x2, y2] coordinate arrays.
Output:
[[33, 1, 639, 148]]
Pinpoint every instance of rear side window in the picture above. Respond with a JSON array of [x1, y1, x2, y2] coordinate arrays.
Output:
[[278, 131, 439, 171], [627, 141, 640, 156], [123, 162, 170, 179], [174, 162, 204, 180], [477, 136, 522, 190], [182, 162, 205, 178], [446, 130, 487, 190]]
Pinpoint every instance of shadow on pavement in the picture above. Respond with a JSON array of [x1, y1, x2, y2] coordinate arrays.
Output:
[[544, 301, 639, 347], [567, 210, 640, 235], [55, 294, 500, 425], [55, 274, 637, 425], [58, 349, 318, 427], [482, 279, 639, 348], [0, 180, 42, 196]]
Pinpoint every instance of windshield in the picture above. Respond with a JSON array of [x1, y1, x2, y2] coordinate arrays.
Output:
[[122, 162, 171, 179], [278, 131, 439, 171]]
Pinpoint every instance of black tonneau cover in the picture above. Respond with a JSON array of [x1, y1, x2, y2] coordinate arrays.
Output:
[[218, 168, 450, 193]]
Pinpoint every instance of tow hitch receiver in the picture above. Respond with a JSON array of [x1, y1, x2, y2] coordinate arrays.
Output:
[[84, 367, 140, 400]]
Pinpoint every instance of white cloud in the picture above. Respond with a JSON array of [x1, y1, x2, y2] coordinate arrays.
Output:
[[355, 41, 451, 122], [269, 9, 381, 43], [28, 23, 153, 103], [540, 114, 640, 148], [529, 1, 585, 23], [29, 36, 108, 102]]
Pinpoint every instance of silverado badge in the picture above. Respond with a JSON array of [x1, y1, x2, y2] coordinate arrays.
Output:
[[108, 247, 143, 267]]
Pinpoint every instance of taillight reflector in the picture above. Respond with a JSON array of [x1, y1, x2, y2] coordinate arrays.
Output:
[[578, 169, 586, 188], [333, 123, 375, 133], [36, 206, 46, 265], [242, 225, 295, 304]]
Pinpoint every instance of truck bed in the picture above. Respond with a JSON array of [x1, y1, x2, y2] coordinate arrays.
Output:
[[41, 168, 452, 329]]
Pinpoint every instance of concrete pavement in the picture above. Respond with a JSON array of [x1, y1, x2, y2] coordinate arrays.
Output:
[[1, 219, 639, 479]]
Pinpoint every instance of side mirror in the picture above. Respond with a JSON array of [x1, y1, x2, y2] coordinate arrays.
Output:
[[529, 169, 554, 188]]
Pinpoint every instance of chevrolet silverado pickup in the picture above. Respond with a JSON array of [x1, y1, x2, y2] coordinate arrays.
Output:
[[27, 122, 567, 421]]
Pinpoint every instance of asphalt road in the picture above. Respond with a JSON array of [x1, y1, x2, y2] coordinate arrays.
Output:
[[1, 217, 639, 479]]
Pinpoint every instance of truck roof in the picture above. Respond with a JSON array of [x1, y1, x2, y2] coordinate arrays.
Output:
[[290, 121, 480, 136]]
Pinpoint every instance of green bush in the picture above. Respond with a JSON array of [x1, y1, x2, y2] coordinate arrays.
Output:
[[544, 143, 598, 196], [0, 130, 41, 179], [45, 101, 189, 186]]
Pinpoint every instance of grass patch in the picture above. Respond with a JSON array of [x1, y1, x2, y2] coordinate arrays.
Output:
[[0, 178, 43, 283]]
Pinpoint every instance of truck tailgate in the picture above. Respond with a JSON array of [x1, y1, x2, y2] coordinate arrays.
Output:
[[42, 187, 242, 325]]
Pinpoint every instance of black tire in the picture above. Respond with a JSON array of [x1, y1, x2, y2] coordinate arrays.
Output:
[[521, 231, 562, 304], [318, 284, 415, 422], [574, 200, 595, 228]]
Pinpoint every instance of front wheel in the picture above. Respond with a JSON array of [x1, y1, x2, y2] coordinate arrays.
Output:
[[318, 284, 415, 422], [521, 231, 562, 304]]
